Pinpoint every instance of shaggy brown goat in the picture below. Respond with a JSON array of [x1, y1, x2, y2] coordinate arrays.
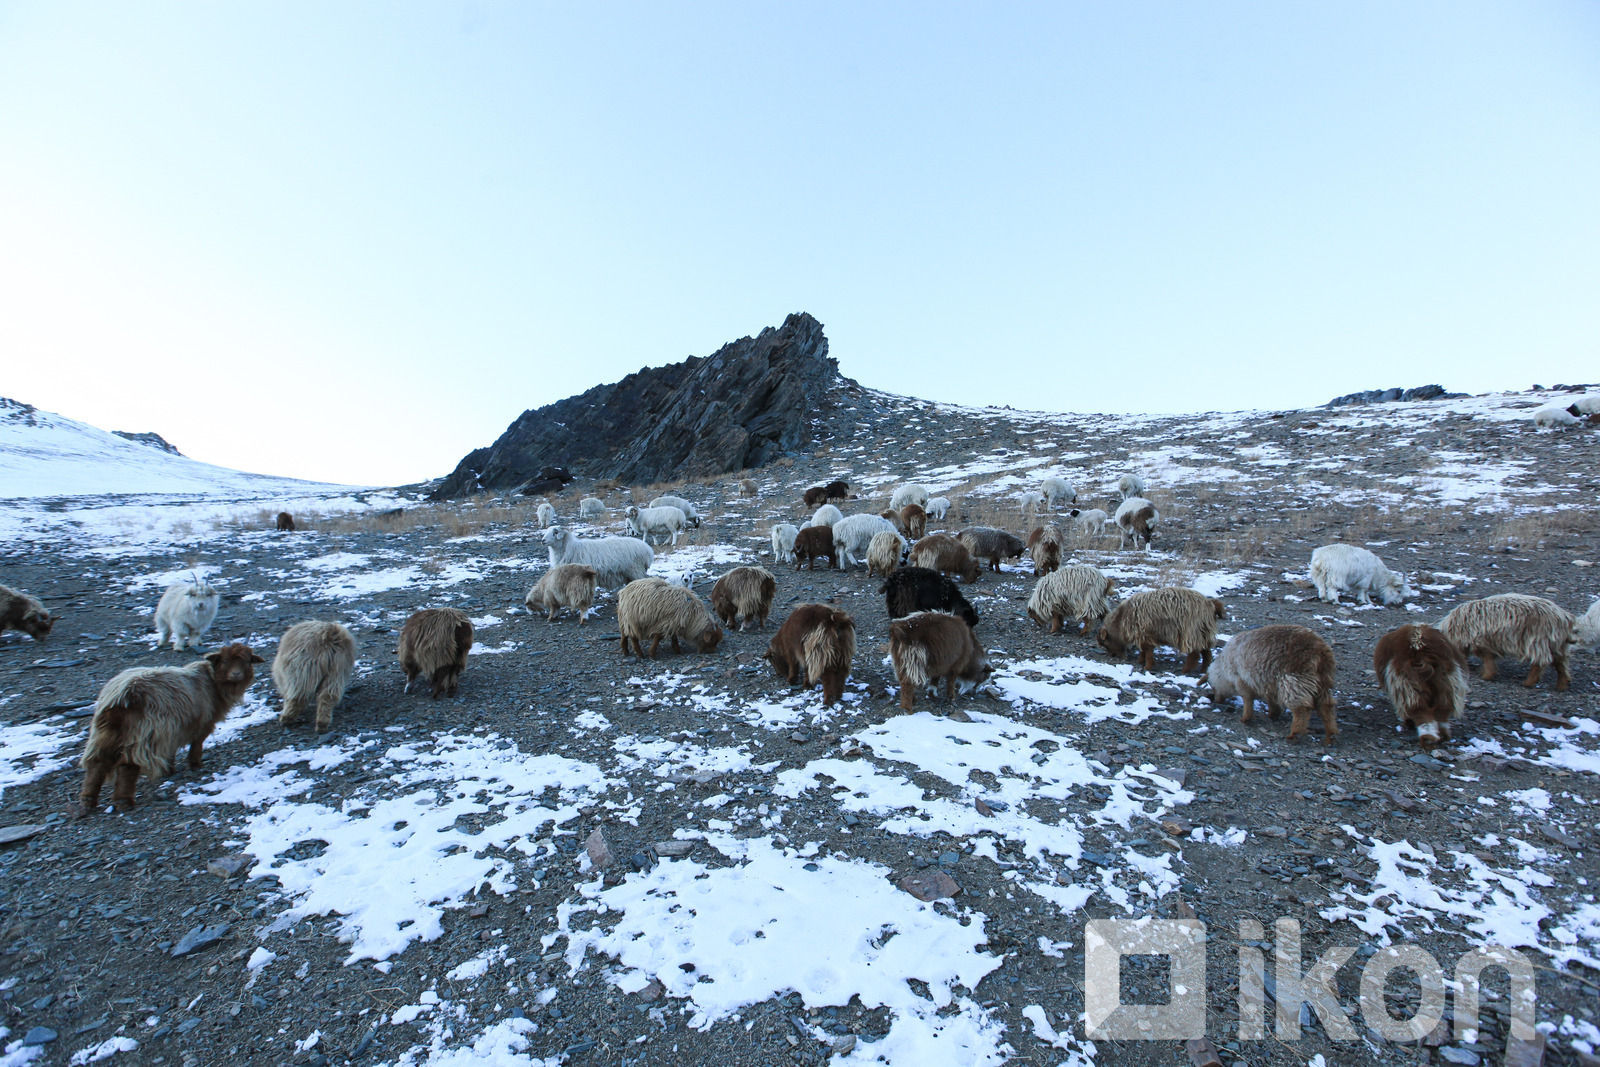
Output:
[[398, 608, 474, 698], [889, 611, 991, 716], [907, 533, 981, 583], [881, 567, 979, 627], [1207, 624, 1338, 744], [879, 509, 908, 535], [1440, 593, 1574, 690], [824, 480, 851, 501], [0, 584, 55, 641], [76, 643, 263, 816], [1097, 587, 1225, 673], [710, 566, 777, 630], [1026, 565, 1113, 635], [276, 511, 296, 531], [274, 621, 357, 732], [526, 564, 598, 624], [1027, 524, 1064, 577], [617, 579, 723, 658], [957, 527, 1026, 571], [1374, 624, 1469, 749], [739, 478, 758, 497], [803, 486, 829, 508], [899, 503, 926, 540], [792, 525, 839, 570], [766, 603, 856, 705]]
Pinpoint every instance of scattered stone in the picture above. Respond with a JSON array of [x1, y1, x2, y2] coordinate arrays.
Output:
[[585, 827, 614, 869], [1440, 1048, 1481, 1065], [652, 840, 696, 858], [636, 979, 665, 1002], [0, 824, 46, 845], [974, 798, 994, 817], [171, 923, 230, 957], [833, 1034, 857, 1055], [898, 870, 960, 901], [1409, 753, 1445, 768], [21, 1027, 57, 1046], [205, 854, 248, 878]]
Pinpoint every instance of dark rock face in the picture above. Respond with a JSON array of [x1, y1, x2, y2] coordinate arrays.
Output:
[[432, 313, 843, 498], [112, 430, 183, 455], [1325, 385, 1459, 407]]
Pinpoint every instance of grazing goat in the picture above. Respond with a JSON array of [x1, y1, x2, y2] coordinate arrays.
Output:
[[276, 511, 296, 531], [1532, 403, 1581, 428], [627, 504, 689, 546], [899, 503, 926, 539], [0, 584, 54, 641], [958, 526, 1026, 572], [1097, 587, 1225, 673], [866, 531, 907, 577], [1575, 600, 1600, 650], [889, 611, 991, 716], [810, 503, 844, 528], [543, 527, 653, 590], [536, 501, 557, 527], [1575, 395, 1600, 415], [739, 479, 758, 497], [924, 497, 951, 521], [398, 608, 474, 698], [710, 566, 776, 630], [792, 525, 839, 570], [1042, 477, 1076, 508], [155, 578, 221, 651], [648, 495, 702, 528], [766, 604, 856, 706], [1440, 593, 1575, 690], [879, 509, 908, 535], [1118, 474, 1146, 500], [526, 564, 598, 624], [579, 497, 605, 519], [1309, 543, 1411, 606], [908, 533, 981, 583], [1018, 491, 1044, 515], [833, 513, 901, 568], [1374, 624, 1469, 749], [275, 621, 357, 730], [1071, 508, 1108, 536], [76, 643, 263, 816], [1207, 624, 1338, 744], [882, 567, 979, 627], [1027, 565, 1114, 635], [770, 523, 800, 564], [824, 480, 851, 501], [617, 578, 723, 658], [889, 483, 930, 511], [803, 486, 829, 508], [1114, 497, 1159, 550], [1027, 524, 1064, 576]]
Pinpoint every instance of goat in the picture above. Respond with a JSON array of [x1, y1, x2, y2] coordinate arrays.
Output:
[[526, 564, 598, 624], [0, 584, 54, 641], [881, 567, 979, 627], [617, 578, 723, 658], [908, 533, 981, 583], [1114, 497, 1159, 550], [398, 608, 474, 698], [543, 527, 653, 590], [1440, 593, 1575, 690], [889, 611, 991, 715], [1207, 624, 1338, 744], [765, 603, 855, 706], [1097, 587, 1225, 673], [1026, 565, 1114, 635], [154, 578, 221, 652], [274, 620, 357, 730], [710, 566, 776, 630], [1373, 624, 1469, 749]]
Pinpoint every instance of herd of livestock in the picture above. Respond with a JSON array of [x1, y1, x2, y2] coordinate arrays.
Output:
[[1, 469, 1596, 819]]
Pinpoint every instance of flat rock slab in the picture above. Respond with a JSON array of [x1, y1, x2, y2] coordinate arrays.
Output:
[[898, 870, 960, 902], [0, 824, 46, 845], [172, 923, 230, 957]]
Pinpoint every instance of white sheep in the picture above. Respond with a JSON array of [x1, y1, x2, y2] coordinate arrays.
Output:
[[832, 513, 901, 568], [770, 523, 800, 563], [925, 497, 950, 521], [155, 578, 221, 651], [1073, 508, 1109, 536], [536, 501, 557, 527], [626, 504, 688, 546], [1041, 477, 1076, 508], [579, 497, 605, 519], [810, 503, 845, 528], [1118, 474, 1146, 500], [1532, 403, 1581, 428], [889, 483, 930, 511], [648, 495, 702, 528], [543, 527, 654, 590], [1308, 543, 1412, 606]]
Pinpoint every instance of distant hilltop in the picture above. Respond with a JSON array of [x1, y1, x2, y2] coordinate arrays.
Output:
[[112, 430, 183, 455], [431, 312, 846, 499]]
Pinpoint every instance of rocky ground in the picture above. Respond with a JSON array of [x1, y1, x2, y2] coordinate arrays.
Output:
[[1, 383, 1598, 1067]]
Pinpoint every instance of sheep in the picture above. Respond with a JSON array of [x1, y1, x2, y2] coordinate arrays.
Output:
[[276, 511, 296, 531], [958, 526, 1026, 572], [1114, 496, 1159, 550], [924, 497, 951, 521], [1575, 395, 1600, 415], [1308, 543, 1412, 606], [75, 643, 263, 816], [710, 566, 776, 630], [879, 509, 908, 535], [579, 497, 606, 519], [617, 578, 723, 658], [626, 504, 689, 546], [1532, 403, 1581, 428], [1071, 508, 1109, 536], [765, 603, 855, 706], [525, 564, 598, 624], [792, 525, 839, 570], [1440, 593, 1575, 690], [833, 513, 901, 568], [867, 530, 907, 578], [889, 611, 991, 716], [0, 584, 54, 641], [154, 578, 221, 651], [536, 500, 557, 527], [908, 533, 981, 583], [889, 483, 930, 511], [803, 486, 829, 508], [1042, 477, 1076, 508], [810, 503, 844, 528], [882, 567, 979, 627], [1097, 587, 1225, 673], [899, 503, 926, 540], [1027, 524, 1064, 576], [543, 527, 654, 590], [739, 478, 758, 497], [648, 495, 702, 528], [1207, 624, 1338, 744], [824, 480, 851, 501], [274, 621, 357, 730], [1373, 624, 1469, 749], [1576, 600, 1600, 650], [770, 523, 800, 564], [1118, 474, 1147, 500], [398, 608, 474, 698], [1027, 565, 1115, 635]]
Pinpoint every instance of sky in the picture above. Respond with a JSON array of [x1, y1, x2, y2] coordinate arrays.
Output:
[[1, 2, 1597, 487]]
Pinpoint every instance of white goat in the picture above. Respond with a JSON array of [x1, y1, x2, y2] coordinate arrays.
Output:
[[1117, 474, 1146, 500], [770, 523, 800, 563], [925, 497, 951, 521], [1041, 477, 1076, 508], [889, 483, 930, 510], [543, 527, 654, 589], [832, 513, 901, 568], [1308, 544, 1411, 606], [155, 578, 221, 651], [648, 495, 702, 528], [626, 504, 688, 546]]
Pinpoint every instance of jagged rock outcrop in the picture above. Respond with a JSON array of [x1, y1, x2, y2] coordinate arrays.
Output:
[[432, 313, 844, 498], [1325, 385, 1459, 407], [112, 430, 182, 455]]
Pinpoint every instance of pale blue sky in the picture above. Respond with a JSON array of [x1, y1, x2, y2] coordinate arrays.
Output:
[[2, 2, 1596, 486]]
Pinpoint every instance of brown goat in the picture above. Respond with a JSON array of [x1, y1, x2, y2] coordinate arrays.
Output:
[[879, 509, 908, 535], [276, 511, 296, 532], [1027, 524, 1064, 577], [739, 478, 758, 497], [274, 620, 357, 731], [899, 504, 926, 540], [710, 566, 777, 631], [1207, 624, 1338, 744], [824, 480, 851, 501], [792, 525, 838, 570], [1374, 624, 1469, 749], [958, 527, 1026, 571], [908, 533, 981, 583], [1440, 593, 1575, 690], [76, 643, 263, 816], [398, 608, 474, 698], [803, 486, 829, 508], [525, 564, 598, 624], [1097, 587, 1225, 673], [617, 578, 723, 658], [889, 611, 991, 715], [0, 584, 55, 641], [766, 603, 856, 705]]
